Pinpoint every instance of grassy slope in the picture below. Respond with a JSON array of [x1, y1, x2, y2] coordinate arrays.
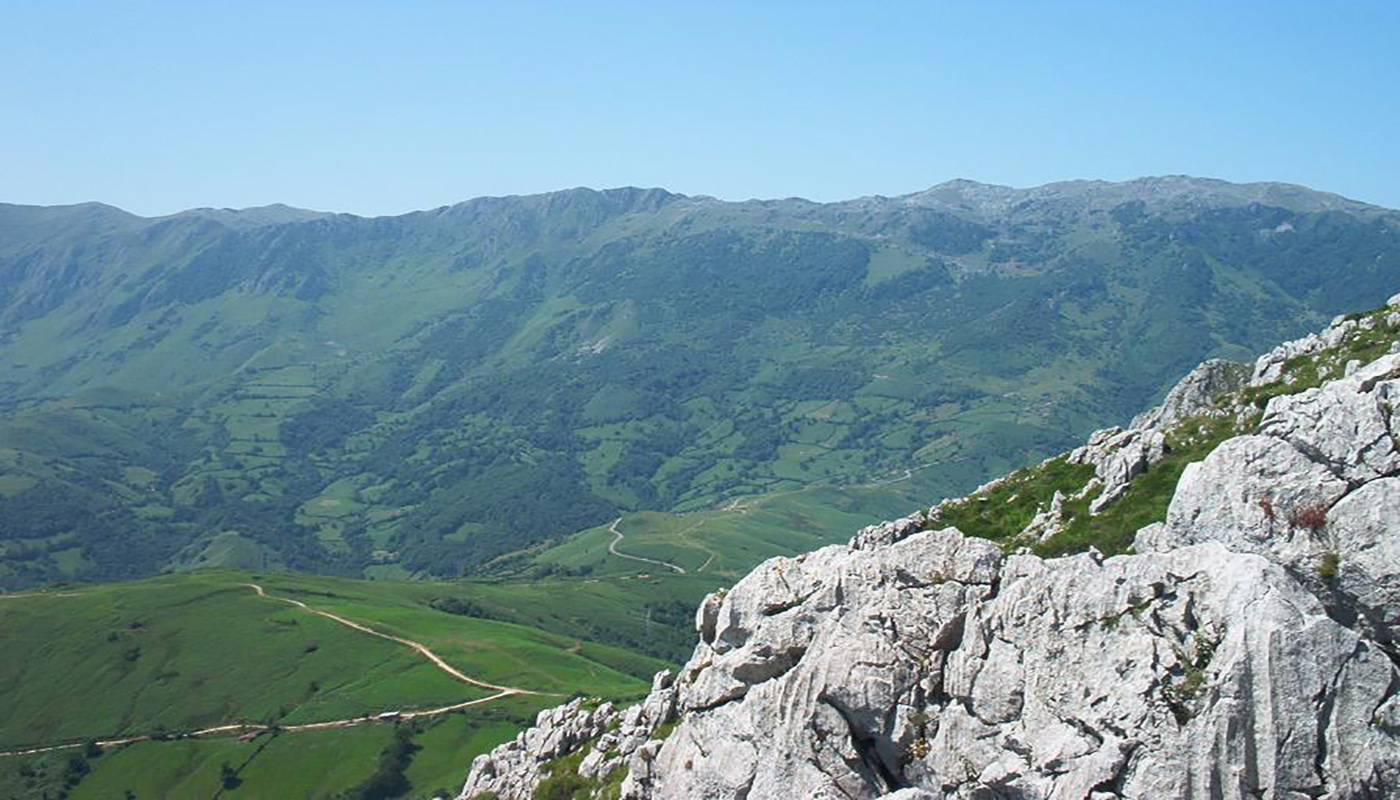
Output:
[[0, 570, 664, 800], [931, 302, 1400, 558], [0, 577, 474, 747], [532, 467, 937, 580], [8, 705, 538, 800]]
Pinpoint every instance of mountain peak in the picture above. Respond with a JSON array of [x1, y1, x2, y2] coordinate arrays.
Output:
[[160, 203, 336, 228], [462, 297, 1400, 799], [900, 174, 1385, 217]]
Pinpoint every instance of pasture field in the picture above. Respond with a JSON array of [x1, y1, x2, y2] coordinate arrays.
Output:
[[0, 571, 660, 799]]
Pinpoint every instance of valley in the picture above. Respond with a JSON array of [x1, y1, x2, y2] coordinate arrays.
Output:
[[3, 178, 1398, 591]]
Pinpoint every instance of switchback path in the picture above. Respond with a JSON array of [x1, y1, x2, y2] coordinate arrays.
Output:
[[0, 583, 558, 759], [605, 462, 941, 576], [606, 517, 687, 574]]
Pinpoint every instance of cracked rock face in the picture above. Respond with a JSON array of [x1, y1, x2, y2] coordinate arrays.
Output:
[[645, 529, 1002, 799], [457, 698, 621, 799], [612, 535, 1399, 800], [1069, 427, 1167, 514], [931, 545, 1398, 799], [1142, 353, 1400, 650], [1258, 354, 1400, 485]]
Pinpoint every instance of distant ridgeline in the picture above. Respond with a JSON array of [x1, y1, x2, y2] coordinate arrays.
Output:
[[0, 177, 1397, 587]]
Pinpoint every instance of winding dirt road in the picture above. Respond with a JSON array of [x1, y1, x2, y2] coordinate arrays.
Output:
[[604, 461, 941, 577], [0, 591, 83, 601], [606, 517, 687, 574], [0, 584, 551, 759], [241, 583, 541, 695], [0, 692, 517, 759]]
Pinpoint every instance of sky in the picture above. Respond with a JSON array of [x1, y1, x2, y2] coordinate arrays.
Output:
[[3, 0, 1398, 217]]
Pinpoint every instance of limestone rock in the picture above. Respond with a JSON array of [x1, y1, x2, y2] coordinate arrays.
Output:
[[1152, 434, 1349, 561], [1256, 353, 1400, 485], [1021, 489, 1067, 541], [1068, 427, 1167, 514], [926, 544, 1399, 799], [457, 698, 623, 799], [850, 512, 929, 551], [1328, 478, 1400, 644], [1130, 358, 1250, 431], [632, 529, 1002, 799]]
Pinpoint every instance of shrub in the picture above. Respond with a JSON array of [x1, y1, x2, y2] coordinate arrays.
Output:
[[1289, 503, 1329, 532], [1319, 551, 1341, 581]]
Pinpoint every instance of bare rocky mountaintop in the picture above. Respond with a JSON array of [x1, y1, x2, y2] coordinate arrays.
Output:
[[460, 294, 1400, 799]]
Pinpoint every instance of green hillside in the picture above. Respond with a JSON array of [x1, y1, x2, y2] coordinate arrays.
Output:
[[0, 570, 665, 799], [1, 178, 1398, 588]]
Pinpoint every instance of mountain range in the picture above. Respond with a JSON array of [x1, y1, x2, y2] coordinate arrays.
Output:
[[1, 176, 1398, 589]]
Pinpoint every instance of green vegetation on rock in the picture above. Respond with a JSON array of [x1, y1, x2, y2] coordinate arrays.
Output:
[[931, 456, 1095, 544], [926, 302, 1399, 558], [1038, 415, 1243, 557]]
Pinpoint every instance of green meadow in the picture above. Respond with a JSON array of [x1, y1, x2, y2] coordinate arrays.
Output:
[[0, 571, 663, 799]]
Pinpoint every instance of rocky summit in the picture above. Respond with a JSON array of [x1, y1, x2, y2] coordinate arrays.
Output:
[[458, 294, 1400, 799]]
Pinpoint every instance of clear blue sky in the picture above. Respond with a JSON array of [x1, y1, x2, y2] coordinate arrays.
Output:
[[3, 0, 1397, 216]]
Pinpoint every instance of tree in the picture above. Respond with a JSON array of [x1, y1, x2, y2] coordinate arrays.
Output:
[[220, 761, 242, 790]]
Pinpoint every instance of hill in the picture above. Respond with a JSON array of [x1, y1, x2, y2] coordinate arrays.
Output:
[[0, 569, 666, 799], [2, 177, 1399, 587]]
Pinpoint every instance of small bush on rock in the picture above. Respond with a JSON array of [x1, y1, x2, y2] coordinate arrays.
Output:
[[1289, 503, 1329, 532], [1319, 551, 1341, 581]]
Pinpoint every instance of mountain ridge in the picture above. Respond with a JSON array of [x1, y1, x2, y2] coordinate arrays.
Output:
[[4, 174, 1389, 226]]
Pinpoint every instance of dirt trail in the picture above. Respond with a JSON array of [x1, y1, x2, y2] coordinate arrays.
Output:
[[606, 518, 687, 574], [0, 692, 516, 759], [0, 584, 553, 759], [242, 583, 543, 695], [0, 591, 83, 601], [606, 462, 939, 576]]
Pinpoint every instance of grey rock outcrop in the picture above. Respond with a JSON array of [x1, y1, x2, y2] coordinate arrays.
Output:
[[457, 698, 620, 798], [1068, 426, 1167, 514], [1130, 358, 1250, 432], [637, 529, 1002, 799], [1137, 351, 1400, 655], [459, 298, 1400, 800]]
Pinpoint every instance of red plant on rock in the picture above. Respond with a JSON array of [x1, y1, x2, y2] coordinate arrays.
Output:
[[1258, 497, 1276, 521], [1289, 503, 1328, 532]]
